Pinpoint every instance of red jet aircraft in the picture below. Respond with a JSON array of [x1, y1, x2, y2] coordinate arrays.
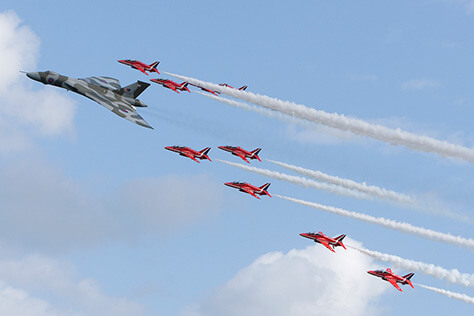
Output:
[[367, 268, 415, 292], [189, 83, 220, 96], [118, 59, 160, 75], [299, 231, 346, 253], [165, 146, 211, 163], [219, 83, 248, 91], [224, 182, 271, 199], [218, 146, 262, 163], [150, 79, 190, 93]]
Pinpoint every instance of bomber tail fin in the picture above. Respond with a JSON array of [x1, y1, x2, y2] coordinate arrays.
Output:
[[119, 81, 150, 98]]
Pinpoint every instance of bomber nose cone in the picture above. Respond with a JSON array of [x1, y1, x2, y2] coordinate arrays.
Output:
[[26, 72, 41, 81]]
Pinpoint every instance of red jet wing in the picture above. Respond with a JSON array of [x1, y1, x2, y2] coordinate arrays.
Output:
[[243, 187, 260, 199], [387, 278, 403, 292], [137, 67, 149, 76], [166, 83, 179, 93], [318, 239, 335, 252], [236, 153, 250, 163], [184, 152, 199, 163]]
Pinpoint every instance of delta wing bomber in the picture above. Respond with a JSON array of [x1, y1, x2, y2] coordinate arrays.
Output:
[[26, 71, 153, 129]]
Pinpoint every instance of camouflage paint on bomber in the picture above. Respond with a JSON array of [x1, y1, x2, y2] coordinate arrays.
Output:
[[26, 70, 153, 129]]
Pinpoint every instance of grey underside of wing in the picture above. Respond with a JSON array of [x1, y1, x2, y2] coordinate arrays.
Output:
[[76, 85, 153, 129]]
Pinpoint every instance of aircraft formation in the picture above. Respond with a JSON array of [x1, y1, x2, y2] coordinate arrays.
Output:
[[25, 59, 415, 293]]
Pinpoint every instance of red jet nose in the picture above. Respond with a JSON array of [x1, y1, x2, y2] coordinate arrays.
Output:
[[367, 270, 376, 275], [224, 182, 232, 187]]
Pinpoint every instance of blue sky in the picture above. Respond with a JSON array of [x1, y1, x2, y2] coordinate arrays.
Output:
[[1, 1, 474, 315]]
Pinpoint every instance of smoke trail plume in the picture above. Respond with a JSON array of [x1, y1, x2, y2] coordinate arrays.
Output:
[[266, 160, 470, 222], [166, 72, 474, 162], [275, 194, 474, 250], [217, 159, 370, 200], [198, 92, 314, 128], [416, 284, 474, 305], [349, 246, 474, 287], [267, 159, 413, 204]]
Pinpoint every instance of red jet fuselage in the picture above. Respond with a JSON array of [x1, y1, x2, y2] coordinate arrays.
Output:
[[165, 146, 211, 163], [224, 182, 271, 199], [151, 79, 190, 93], [189, 83, 220, 96], [218, 146, 262, 163], [367, 268, 415, 292], [118, 60, 160, 75], [299, 232, 346, 253], [219, 83, 248, 91]]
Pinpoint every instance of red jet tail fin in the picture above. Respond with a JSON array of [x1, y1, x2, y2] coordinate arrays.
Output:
[[334, 234, 347, 249], [250, 148, 262, 161], [259, 183, 271, 197], [149, 61, 160, 74], [181, 82, 190, 92], [199, 147, 212, 161], [239, 85, 248, 91], [403, 273, 415, 288]]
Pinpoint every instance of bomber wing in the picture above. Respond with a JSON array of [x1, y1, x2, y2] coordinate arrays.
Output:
[[73, 83, 153, 129], [81, 76, 121, 90]]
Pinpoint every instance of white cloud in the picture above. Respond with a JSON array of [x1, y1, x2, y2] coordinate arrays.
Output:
[[0, 253, 146, 316], [0, 10, 76, 151], [0, 158, 223, 252], [401, 79, 440, 91], [184, 241, 387, 316], [0, 282, 67, 316]]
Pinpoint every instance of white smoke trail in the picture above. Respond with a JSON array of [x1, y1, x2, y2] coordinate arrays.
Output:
[[217, 159, 370, 200], [349, 245, 474, 287], [267, 159, 470, 222], [197, 92, 314, 128], [267, 159, 413, 204], [275, 194, 474, 250], [166, 72, 474, 162], [416, 284, 474, 305]]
